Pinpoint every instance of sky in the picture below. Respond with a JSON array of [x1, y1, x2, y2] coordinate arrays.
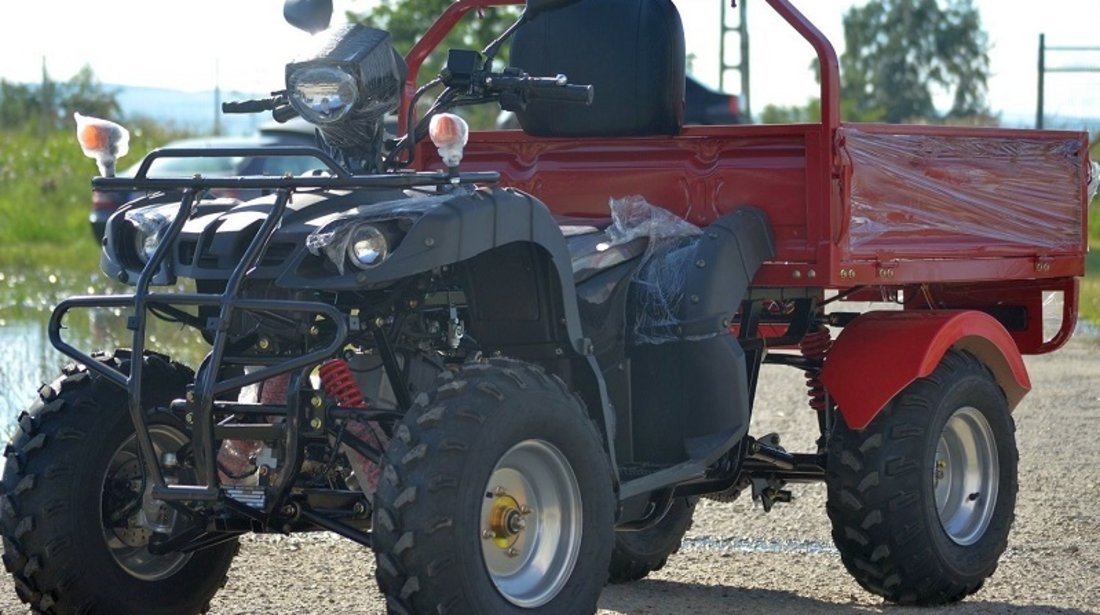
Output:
[[1, 0, 1098, 128]]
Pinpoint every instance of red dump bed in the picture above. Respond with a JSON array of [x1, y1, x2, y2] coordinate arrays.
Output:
[[425, 123, 1090, 289], [407, 0, 1092, 353]]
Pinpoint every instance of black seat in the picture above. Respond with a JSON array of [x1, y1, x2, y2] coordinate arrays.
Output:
[[510, 0, 685, 138]]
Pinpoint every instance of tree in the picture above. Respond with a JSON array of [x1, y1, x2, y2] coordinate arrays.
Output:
[[349, 1, 520, 84], [61, 65, 121, 121], [839, 0, 990, 123], [0, 65, 119, 131]]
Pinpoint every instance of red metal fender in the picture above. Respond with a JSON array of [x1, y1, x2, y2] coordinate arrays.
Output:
[[820, 310, 1031, 430]]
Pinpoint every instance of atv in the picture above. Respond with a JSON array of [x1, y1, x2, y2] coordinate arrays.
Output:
[[3, 0, 1094, 613]]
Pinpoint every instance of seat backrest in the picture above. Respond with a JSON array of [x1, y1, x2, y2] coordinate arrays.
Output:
[[510, 0, 685, 138]]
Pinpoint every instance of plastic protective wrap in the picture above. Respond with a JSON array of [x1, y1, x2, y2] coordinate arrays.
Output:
[[1089, 161, 1100, 203], [125, 202, 180, 234], [843, 128, 1087, 257], [604, 196, 703, 345]]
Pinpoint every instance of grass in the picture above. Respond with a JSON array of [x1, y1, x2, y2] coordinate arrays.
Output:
[[0, 123, 183, 271], [1083, 138, 1100, 325]]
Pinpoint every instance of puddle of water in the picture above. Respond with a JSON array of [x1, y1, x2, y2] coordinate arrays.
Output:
[[0, 266, 208, 442], [682, 536, 837, 555]]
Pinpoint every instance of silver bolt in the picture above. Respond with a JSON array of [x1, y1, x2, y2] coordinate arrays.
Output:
[[506, 547, 519, 558], [515, 518, 527, 530], [493, 486, 506, 497], [482, 529, 494, 540], [519, 505, 531, 515], [185, 412, 194, 425]]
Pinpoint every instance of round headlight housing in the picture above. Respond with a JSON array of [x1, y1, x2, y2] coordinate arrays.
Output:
[[125, 202, 179, 264], [133, 228, 161, 263], [288, 66, 359, 124], [347, 224, 388, 269]]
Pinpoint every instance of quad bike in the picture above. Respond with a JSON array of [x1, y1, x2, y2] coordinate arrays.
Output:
[[3, 0, 1095, 613]]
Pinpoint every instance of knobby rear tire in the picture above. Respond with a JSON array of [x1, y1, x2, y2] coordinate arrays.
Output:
[[608, 497, 696, 584], [825, 350, 1018, 605]]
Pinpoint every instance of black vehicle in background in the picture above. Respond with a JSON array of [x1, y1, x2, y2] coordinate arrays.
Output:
[[684, 74, 742, 125], [89, 121, 319, 241]]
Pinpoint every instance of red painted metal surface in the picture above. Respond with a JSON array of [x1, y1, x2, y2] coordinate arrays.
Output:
[[402, 1, 1089, 363], [402, 1, 1089, 293], [901, 278, 1079, 355], [820, 310, 1031, 430]]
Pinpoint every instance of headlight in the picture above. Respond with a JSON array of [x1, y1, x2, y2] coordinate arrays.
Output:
[[346, 224, 388, 269], [288, 66, 359, 124], [125, 202, 180, 263], [284, 25, 405, 131]]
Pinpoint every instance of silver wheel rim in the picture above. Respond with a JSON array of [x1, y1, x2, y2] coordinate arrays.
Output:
[[933, 406, 999, 546], [480, 439, 582, 608], [100, 425, 192, 580]]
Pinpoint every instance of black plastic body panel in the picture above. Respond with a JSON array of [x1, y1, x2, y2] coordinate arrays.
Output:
[[620, 207, 774, 494], [630, 336, 749, 464]]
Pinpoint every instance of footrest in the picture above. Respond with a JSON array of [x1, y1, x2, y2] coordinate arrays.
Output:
[[153, 484, 221, 502]]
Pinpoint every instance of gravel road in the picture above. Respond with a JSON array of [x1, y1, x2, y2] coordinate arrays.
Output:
[[1, 335, 1097, 614]]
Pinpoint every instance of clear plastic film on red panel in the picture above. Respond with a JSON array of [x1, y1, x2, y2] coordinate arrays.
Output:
[[840, 127, 1088, 258]]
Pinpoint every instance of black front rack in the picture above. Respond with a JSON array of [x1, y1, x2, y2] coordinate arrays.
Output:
[[54, 147, 500, 520], [94, 145, 500, 192]]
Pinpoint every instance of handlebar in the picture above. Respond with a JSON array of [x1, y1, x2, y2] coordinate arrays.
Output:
[[483, 69, 594, 111], [221, 95, 299, 123], [221, 98, 278, 114], [524, 79, 593, 105]]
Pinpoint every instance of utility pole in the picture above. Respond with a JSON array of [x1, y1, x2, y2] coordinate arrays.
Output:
[[214, 60, 223, 136], [1036, 34, 1100, 129], [719, 0, 750, 122]]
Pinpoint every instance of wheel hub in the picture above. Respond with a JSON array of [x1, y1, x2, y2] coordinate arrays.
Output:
[[933, 406, 1000, 546], [479, 439, 582, 608], [486, 492, 532, 551], [100, 425, 192, 581]]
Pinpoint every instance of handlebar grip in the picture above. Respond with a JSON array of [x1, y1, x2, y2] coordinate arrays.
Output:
[[221, 99, 275, 114], [527, 83, 594, 106], [272, 105, 300, 123]]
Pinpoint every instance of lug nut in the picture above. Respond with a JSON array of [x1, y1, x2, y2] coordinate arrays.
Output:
[[519, 505, 531, 515], [506, 547, 519, 558], [482, 529, 494, 540]]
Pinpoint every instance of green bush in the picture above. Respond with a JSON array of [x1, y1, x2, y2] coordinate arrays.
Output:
[[0, 122, 185, 269]]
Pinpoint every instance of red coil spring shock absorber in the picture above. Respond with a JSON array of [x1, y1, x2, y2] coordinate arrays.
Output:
[[319, 359, 367, 408], [319, 359, 386, 492], [799, 324, 833, 413]]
